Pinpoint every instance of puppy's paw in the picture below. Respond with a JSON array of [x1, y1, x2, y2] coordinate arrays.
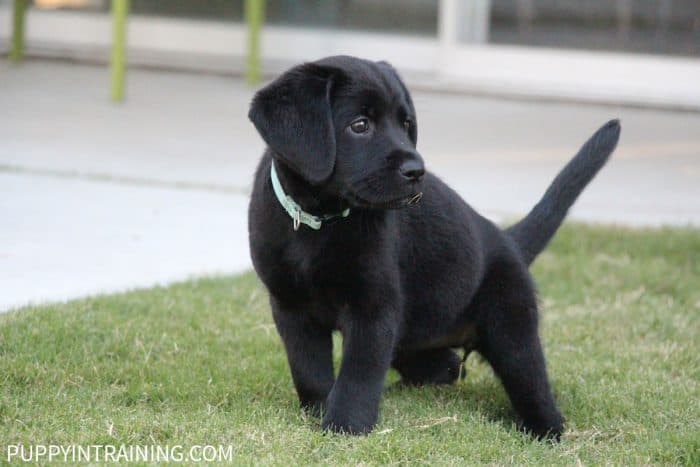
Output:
[[520, 414, 564, 442], [396, 348, 463, 386], [301, 399, 326, 418], [321, 411, 375, 435]]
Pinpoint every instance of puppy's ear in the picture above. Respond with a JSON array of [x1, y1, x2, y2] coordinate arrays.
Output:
[[248, 64, 336, 184], [376, 61, 417, 145]]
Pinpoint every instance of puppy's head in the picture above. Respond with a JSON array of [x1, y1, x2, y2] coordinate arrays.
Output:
[[249, 55, 425, 209]]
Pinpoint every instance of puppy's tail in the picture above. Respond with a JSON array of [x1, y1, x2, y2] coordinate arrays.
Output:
[[506, 119, 621, 266]]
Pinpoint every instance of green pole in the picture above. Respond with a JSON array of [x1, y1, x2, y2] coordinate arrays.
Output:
[[110, 0, 129, 102], [245, 0, 264, 84], [10, 0, 27, 63]]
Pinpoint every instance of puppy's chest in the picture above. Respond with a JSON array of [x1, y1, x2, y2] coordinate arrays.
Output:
[[270, 236, 378, 305]]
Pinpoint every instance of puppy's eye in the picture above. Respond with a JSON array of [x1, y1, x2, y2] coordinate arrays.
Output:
[[403, 119, 412, 132], [350, 118, 370, 134]]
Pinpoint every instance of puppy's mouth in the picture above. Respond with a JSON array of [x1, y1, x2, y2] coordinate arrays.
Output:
[[347, 191, 423, 210]]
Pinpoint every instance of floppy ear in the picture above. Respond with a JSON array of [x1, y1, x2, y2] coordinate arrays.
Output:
[[376, 61, 417, 145], [248, 64, 336, 184]]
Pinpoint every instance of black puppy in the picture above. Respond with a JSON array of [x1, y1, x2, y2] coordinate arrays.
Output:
[[247, 55, 620, 439]]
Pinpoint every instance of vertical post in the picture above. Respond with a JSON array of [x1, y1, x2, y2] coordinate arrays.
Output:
[[10, 0, 27, 63], [471, 0, 492, 43], [438, 0, 458, 79], [245, 0, 264, 84], [110, 0, 129, 102], [440, 0, 491, 45], [438, 0, 458, 48]]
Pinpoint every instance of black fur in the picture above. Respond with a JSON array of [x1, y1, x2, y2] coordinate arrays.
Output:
[[507, 119, 621, 265], [247, 56, 621, 439]]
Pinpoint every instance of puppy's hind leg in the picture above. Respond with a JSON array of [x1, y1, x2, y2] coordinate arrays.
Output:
[[392, 348, 462, 386], [271, 299, 334, 417], [474, 270, 564, 440]]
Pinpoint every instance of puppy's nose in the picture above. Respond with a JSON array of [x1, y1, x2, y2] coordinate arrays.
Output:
[[399, 159, 425, 181]]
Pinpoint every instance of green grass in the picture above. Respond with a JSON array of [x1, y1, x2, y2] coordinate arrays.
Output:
[[1, 224, 699, 465]]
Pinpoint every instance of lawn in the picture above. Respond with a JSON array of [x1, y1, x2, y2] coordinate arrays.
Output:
[[1, 224, 698, 465]]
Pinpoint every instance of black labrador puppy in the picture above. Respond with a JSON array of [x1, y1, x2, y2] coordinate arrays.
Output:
[[247, 55, 620, 439]]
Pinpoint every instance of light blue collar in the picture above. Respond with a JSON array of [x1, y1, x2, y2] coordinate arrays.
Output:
[[270, 162, 350, 231]]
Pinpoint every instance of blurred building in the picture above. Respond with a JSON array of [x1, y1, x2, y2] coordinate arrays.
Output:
[[2, 0, 699, 108]]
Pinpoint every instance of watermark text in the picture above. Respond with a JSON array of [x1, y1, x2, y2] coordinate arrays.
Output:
[[6, 444, 234, 463]]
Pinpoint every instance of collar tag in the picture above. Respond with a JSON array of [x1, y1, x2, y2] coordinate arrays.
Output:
[[292, 205, 301, 231]]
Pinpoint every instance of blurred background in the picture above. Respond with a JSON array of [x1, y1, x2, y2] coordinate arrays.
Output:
[[1, 0, 699, 310]]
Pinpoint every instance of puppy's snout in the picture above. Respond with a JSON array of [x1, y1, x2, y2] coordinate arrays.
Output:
[[399, 158, 425, 181]]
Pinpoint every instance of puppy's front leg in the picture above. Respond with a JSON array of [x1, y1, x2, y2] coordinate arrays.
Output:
[[271, 299, 334, 417], [322, 313, 397, 434]]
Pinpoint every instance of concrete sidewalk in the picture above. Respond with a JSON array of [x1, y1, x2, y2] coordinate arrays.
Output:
[[1, 60, 699, 311]]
